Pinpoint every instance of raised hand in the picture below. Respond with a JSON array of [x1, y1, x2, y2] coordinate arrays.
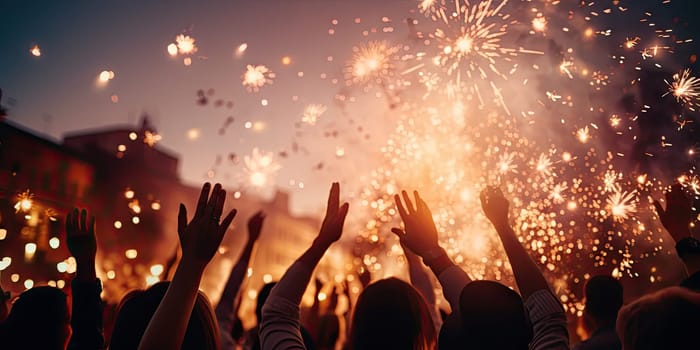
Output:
[[358, 266, 371, 288], [391, 190, 440, 257], [328, 285, 339, 313], [314, 182, 349, 248], [177, 183, 237, 269], [480, 186, 510, 226], [653, 184, 694, 241], [66, 208, 97, 263], [247, 211, 266, 242]]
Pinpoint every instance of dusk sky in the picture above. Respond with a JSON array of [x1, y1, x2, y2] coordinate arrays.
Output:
[[1, 0, 698, 217], [1, 0, 420, 214]]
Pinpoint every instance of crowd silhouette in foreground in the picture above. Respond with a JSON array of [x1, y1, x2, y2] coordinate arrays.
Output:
[[1, 181, 699, 350]]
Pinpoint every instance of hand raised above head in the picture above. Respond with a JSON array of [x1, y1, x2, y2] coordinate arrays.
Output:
[[314, 182, 349, 248], [178, 183, 237, 269], [653, 184, 693, 241], [391, 190, 440, 257], [66, 208, 97, 262], [247, 211, 266, 242], [479, 186, 510, 225]]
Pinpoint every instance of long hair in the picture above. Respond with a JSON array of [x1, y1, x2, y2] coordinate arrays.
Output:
[[109, 281, 220, 350], [1, 286, 70, 350], [350, 278, 436, 350]]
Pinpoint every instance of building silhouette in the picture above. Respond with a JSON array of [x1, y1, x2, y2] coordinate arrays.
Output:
[[0, 118, 324, 322]]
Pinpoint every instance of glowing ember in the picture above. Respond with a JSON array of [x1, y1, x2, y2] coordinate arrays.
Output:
[[301, 104, 327, 125], [30, 44, 41, 57], [242, 65, 275, 91]]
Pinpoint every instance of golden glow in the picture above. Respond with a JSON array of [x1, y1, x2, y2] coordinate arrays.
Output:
[[30, 44, 41, 57], [125, 249, 138, 259], [532, 17, 547, 32], [150, 264, 164, 276], [167, 43, 178, 56], [25, 243, 37, 260]]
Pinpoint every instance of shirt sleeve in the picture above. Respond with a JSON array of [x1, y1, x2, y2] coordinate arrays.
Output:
[[216, 267, 244, 350], [259, 261, 311, 350], [524, 289, 570, 350], [68, 278, 105, 350], [437, 265, 472, 316]]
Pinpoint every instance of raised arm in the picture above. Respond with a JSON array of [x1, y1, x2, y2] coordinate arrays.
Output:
[[216, 211, 265, 350], [402, 243, 442, 331], [66, 208, 104, 350], [260, 182, 349, 350], [139, 183, 237, 350], [653, 184, 700, 281], [480, 187, 569, 349], [391, 190, 471, 316], [479, 187, 549, 299]]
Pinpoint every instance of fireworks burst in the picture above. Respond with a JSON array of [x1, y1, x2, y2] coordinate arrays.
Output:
[[14, 190, 34, 213], [301, 104, 327, 125], [244, 148, 281, 187], [606, 188, 638, 223], [665, 69, 700, 107], [534, 154, 553, 176], [143, 131, 162, 147], [175, 34, 197, 55], [347, 41, 397, 84], [242, 65, 275, 91]]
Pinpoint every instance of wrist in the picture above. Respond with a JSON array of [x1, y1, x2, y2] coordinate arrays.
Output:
[[420, 246, 446, 264], [676, 237, 700, 259], [177, 257, 208, 276]]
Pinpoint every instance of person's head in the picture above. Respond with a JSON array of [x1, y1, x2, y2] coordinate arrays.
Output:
[[1, 286, 70, 350], [440, 281, 532, 350], [317, 313, 341, 350], [109, 281, 220, 350], [350, 277, 436, 350], [583, 275, 623, 330], [255, 282, 277, 325], [617, 286, 700, 350]]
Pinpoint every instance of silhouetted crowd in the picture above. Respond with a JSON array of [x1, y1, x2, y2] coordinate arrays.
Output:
[[1, 182, 699, 350]]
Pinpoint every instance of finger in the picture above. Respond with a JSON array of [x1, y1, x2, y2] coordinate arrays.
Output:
[[336, 202, 350, 225], [80, 209, 87, 233], [652, 200, 665, 216], [326, 182, 340, 217], [214, 189, 226, 219], [493, 186, 504, 197], [479, 189, 488, 206], [220, 209, 238, 233], [196, 183, 212, 217], [89, 216, 96, 236], [394, 194, 408, 219], [414, 191, 428, 211], [72, 208, 79, 233], [402, 191, 415, 213], [178, 203, 188, 234], [390, 227, 405, 237], [65, 211, 72, 235], [205, 183, 223, 217]]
